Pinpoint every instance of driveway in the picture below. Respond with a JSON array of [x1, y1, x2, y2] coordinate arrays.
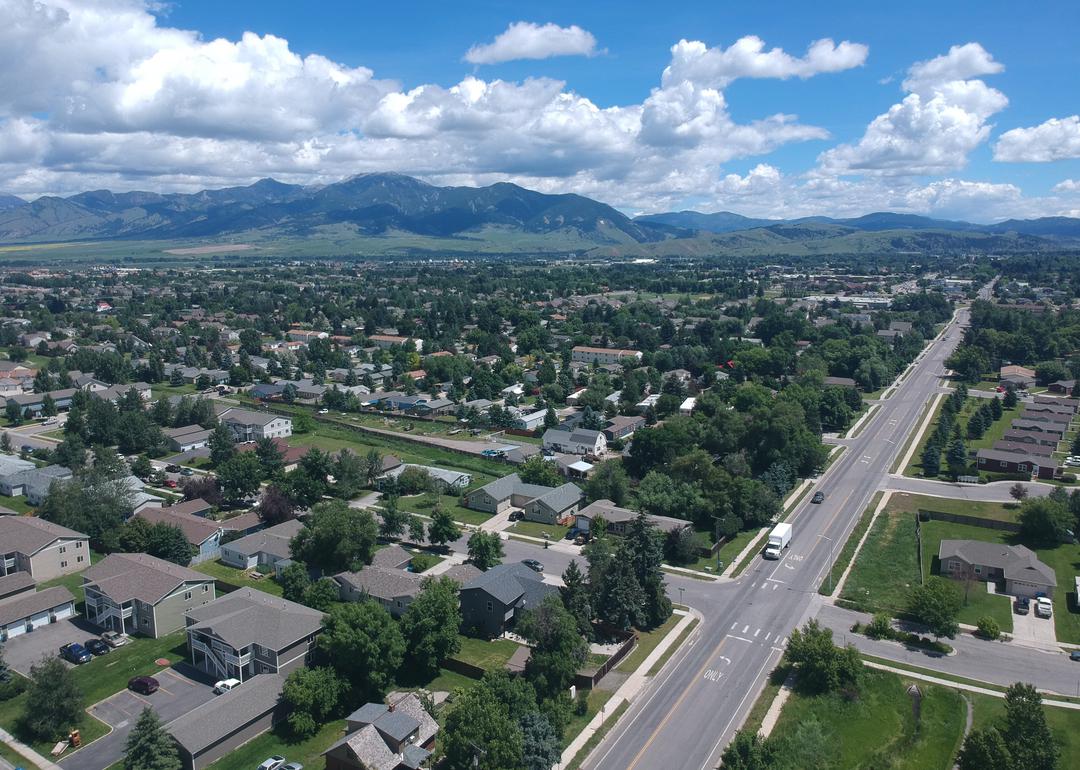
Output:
[[3, 617, 99, 675], [1011, 604, 1059, 649], [59, 666, 217, 770]]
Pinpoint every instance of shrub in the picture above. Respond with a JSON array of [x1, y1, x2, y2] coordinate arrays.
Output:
[[410, 553, 438, 573], [866, 612, 893, 640], [976, 616, 1001, 641]]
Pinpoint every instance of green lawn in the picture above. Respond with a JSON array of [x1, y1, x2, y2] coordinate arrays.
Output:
[[0, 738, 28, 768], [453, 636, 523, 671], [400, 492, 492, 526], [840, 494, 1015, 632], [615, 613, 681, 674], [193, 559, 284, 597], [772, 668, 965, 770], [822, 492, 881, 595], [206, 717, 345, 770], [508, 520, 570, 540], [969, 692, 1080, 765], [561, 688, 616, 750], [0, 496, 36, 514], [905, 395, 1024, 479]]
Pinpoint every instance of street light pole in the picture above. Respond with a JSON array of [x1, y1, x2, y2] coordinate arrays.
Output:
[[819, 534, 836, 593]]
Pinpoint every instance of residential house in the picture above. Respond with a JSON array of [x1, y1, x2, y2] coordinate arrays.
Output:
[[512, 409, 548, 432], [219, 519, 304, 570], [679, 397, 697, 416], [379, 463, 471, 493], [82, 552, 216, 638], [324, 693, 439, 770], [167, 674, 286, 770], [334, 547, 479, 618], [542, 427, 607, 456], [218, 407, 292, 442], [6, 387, 77, 417], [575, 499, 690, 536], [164, 424, 214, 453], [464, 473, 583, 523], [571, 346, 642, 365], [975, 449, 1050, 479], [459, 562, 558, 637], [1009, 419, 1064, 436], [1049, 380, 1077, 395], [992, 440, 1054, 457], [184, 588, 323, 683], [369, 334, 423, 352], [938, 540, 1057, 598], [1000, 364, 1036, 389], [0, 516, 89, 580], [410, 397, 455, 417], [0, 585, 76, 642], [1001, 429, 1059, 448], [603, 415, 645, 441], [136, 506, 223, 565]]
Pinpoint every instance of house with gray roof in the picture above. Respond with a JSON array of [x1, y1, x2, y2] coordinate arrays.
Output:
[[136, 506, 223, 565], [0, 464, 73, 504], [464, 473, 583, 523], [459, 562, 557, 637], [575, 499, 690, 536], [938, 539, 1058, 598], [0, 585, 76, 642], [333, 547, 479, 617], [324, 693, 438, 770], [542, 427, 607, 456], [166, 674, 286, 770], [0, 515, 89, 580], [218, 407, 292, 443], [379, 462, 471, 493], [82, 552, 216, 638], [184, 588, 323, 684], [219, 518, 303, 570]]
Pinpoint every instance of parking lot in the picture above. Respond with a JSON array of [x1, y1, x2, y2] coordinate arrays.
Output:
[[59, 666, 217, 770], [2, 617, 97, 675]]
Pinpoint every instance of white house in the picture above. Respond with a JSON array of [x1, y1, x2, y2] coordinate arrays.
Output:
[[218, 408, 293, 443], [542, 428, 607, 456]]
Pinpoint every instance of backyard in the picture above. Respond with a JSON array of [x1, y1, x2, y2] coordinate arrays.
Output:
[[193, 559, 285, 596]]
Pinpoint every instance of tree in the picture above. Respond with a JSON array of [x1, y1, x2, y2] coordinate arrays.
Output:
[[467, 530, 504, 570], [302, 579, 339, 611], [1003, 388, 1018, 409], [282, 666, 344, 738], [520, 711, 561, 770], [319, 601, 404, 699], [518, 455, 562, 488], [280, 561, 312, 604], [39, 469, 134, 551], [585, 461, 629, 505], [291, 500, 379, 573], [0, 431, 9, 452], [559, 560, 593, 638], [5, 401, 22, 426], [408, 515, 426, 543], [1018, 496, 1074, 544], [720, 730, 776, 770], [400, 577, 462, 677], [1002, 682, 1058, 770], [254, 436, 285, 478], [990, 396, 1004, 420], [333, 449, 366, 498], [208, 422, 235, 466], [907, 576, 962, 638], [442, 682, 524, 770], [22, 657, 84, 740], [181, 475, 223, 508], [257, 485, 296, 525], [426, 504, 461, 549], [129, 454, 152, 480], [785, 620, 861, 695], [216, 452, 262, 504], [626, 512, 672, 628], [956, 727, 1009, 770], [543, 406, 559, 430], [977, 615, 1001, 641], [517, 595, 588, 701], [594, 541, 646, 630], [1010, 483, 1029, 503], [946, 434, 969, 477], [54, 435, 87, 470], [146, 523, 196, 566], [378, 496, 410, 539], [122, 707, 182, 770]]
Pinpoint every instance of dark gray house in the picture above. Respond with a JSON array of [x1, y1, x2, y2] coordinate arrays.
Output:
[[459, 562, 557, 638], [938, 539, 1057, 598]]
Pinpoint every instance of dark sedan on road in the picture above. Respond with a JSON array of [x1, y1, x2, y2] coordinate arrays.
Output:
[[811, 491, 825, 504], [128, 676, 159, 695], [522, 559, 544, 573]]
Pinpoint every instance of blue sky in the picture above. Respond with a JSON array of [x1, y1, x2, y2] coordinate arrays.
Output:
[[2, 0, 1079, 220]]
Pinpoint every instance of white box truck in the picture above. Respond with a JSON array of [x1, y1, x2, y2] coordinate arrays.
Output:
[[763, 522, 792, 559]]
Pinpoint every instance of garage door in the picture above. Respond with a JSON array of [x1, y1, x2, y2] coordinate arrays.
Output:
[[54, 603, 74, 620], [4, 622, 27, 640], [30, 610, 50, 629]]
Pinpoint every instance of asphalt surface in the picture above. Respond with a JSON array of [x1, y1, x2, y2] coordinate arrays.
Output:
[[582, 309, 970, 770]]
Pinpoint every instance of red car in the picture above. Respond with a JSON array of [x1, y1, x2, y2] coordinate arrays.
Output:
[[164, 479, 178, 488], [128, 676, 159, 695]]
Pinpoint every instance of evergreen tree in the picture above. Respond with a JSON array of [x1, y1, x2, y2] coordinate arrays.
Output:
[[921, 441, 941, 477], [208, 422, 235, 466], [559, 560, 593, 638], [123, 707, 182, 770], [1003, 388, 1018, 409], [956, 728, 1009, 770], [990, 396, 1004, 420], [1002, 682, 1059, 770]]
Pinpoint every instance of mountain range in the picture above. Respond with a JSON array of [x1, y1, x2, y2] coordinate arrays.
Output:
[[0, 173, 1078, 256]]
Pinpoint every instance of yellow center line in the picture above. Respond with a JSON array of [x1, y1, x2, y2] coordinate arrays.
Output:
[[625, 636, 731, 770]]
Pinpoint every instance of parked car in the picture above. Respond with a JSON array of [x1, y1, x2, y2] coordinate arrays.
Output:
[[522, 559, 544, 573], [20, 445, 34, 454], [1070, 650, 1080, 662], [85, 638, 109, 656], [214, 678, 241, 694], [256, 758, 286, 770], [165, 464, 182, 473], [811, 491, 825, 504], [1014, 596, 1030, 615], [128, 676, 159, 695], [1035, 596, 1053, 618], [574, 534, 588, 545], [481, 449, 500, 457], [280, 764, 303, 770], [165, 479, 178, 488], [59, 643, 92, 665], [508, 511, 524, 521], [180, 467, 194, 476], [101, 631, 130, 648], [318, 408, 329, 414]]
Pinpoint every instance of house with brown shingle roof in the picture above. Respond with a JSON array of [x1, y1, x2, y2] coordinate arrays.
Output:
[[136, 505, 223, 565]]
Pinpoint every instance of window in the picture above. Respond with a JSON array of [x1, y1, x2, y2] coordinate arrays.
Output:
[[184, 591, 192, 600], [974, 566, 982, 575], [76, 556, 83, 563], [60, 561, 67, 568], [203, 584, 209, 592], [75, 541, 82, 548], [486, 601, 493, 613]]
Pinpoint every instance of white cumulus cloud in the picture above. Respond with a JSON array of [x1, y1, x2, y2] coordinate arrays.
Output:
[[464, 22, 598, 65], [994, 115, 1080, 162], [817, 43, 1007, 176], [661, 36, 867, 88]]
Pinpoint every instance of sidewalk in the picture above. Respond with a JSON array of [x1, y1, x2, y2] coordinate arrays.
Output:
[[559, 608, 702, 768], [0, 727, 63, 770]]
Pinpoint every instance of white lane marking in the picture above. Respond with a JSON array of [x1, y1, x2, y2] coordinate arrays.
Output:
[[725, 635, 754, 644], [765, 577, 785, 584], [753, 628, 761, 638], [764, 632, 771, 641], [703, 669, 723, 682], [730, 622, 738, 630], [742, 625, 749, 634]]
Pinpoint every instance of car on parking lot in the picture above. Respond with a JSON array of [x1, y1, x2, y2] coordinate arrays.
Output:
[[318, 408, 329, 414], [20, 444, 34, 454], [165, 464, 182, 473], [1035, 596, 1053, 618], [164, 479, 178, 488], [180, 467, 194, 476], [214, 678, 241, 694], [85, 638, 109, 656], [281, 764, 303, 770], [522, 559, 544, 573], [1015, 596, 1030, 615], [128, 676, 159, 695], [574, 534, 588, 545], [101, 631, 130, 648], [481, 449, 500, 457], [256, 757, 286, 770], [59, 643, 92, 664], [811, 491, 825, 504]]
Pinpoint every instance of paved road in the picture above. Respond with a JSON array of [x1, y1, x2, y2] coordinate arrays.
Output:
[[582, 310, 970, 770], [884, 475, 1056, 501], [816, 604, 1080, 697]]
